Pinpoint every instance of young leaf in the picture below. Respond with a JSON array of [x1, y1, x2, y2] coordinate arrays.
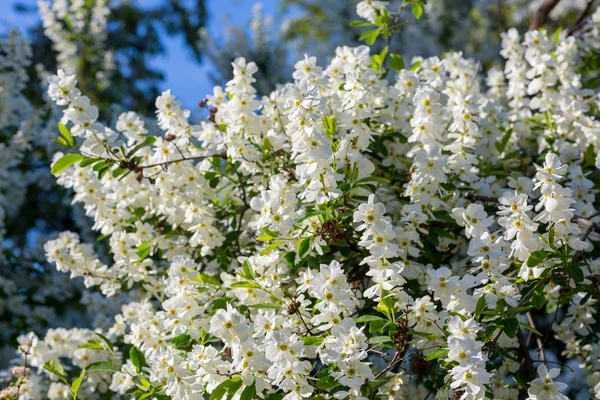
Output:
[[260, 241, 285, 256], [519, 322, 542, 336], [86, 361, 121, 373], [323, 115, 338, 138], [389, 54, 405, 71], [71, 369, 86, 399], [51, 153, 85, 176], [248, 303, 281, 309], [93, 332, 115, 354], [79, 340, 103, 350], [196, 273, 221, 286], [500, 318, 519, 339], [564, 263, 584, 283], [412, 4, 423, 19], [231, 281, 262, 289], [240, 383, 256, 400], [425, 347, 449, 361], [302, 336, 324, 346], [129, 346, 146, 374], [298, 237, 313, 259], [526, 250, 551, 268], [495, 127, 513, 153], [126, 136, 157, 158], [43, 360, 67, 382], [242, 259, 255, 279], [409, 330, 437, 340], [58, 121, 75, 147], [256, 233, 274, 242], [553, 27, 562, 45], [366, 336, 393, 344], [355, 315, 386, 323]]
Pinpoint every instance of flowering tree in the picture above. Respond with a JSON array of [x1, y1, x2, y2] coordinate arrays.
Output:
[[0, 0, 208, 370], [2, 1, 600, 400]]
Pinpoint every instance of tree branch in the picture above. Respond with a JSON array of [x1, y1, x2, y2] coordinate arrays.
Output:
[[517, 328, 537, 380], [529, 0, 561, 31], [567, 0, 597, 35]]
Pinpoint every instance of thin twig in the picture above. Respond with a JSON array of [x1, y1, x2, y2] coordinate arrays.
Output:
[[382, 5, 405, 68], [15, 341, 33, 398]]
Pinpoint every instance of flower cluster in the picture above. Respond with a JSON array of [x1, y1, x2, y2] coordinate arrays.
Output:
[[2, 2, 600, 400]]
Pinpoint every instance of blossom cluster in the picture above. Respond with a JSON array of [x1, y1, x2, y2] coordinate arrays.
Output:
[[2, 2, 600, 400]]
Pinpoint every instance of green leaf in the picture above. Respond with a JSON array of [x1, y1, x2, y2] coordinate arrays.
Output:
[[366, 336, 393, 344], [43, 360, 67, 382], [503, 150, 521, 160], [500, 318, 519, 339], [79, 157, 103, 168], [412, 4, 423, 19], [410, 60, 422, 71], [358, 176, 390, 184], [371, 54, 383, 70], [519, 322, 542, 336], [425, 347, 449, 361], [210, 380, 231, 400], [86, 361, 121, 373], [51, 153, 85, 176], [409, 330, 437, 340], [231, 281, 262, 289], [389, 54, 405, 71], [52, 137, 70, 148], [553, 27, 562, 45], [256, 233, 274, 242], [532, 287, 546, 310], [565, 263, 584, 283], [210, 376, 243, 400], [170, 333, 193, 349], [323, 116, 338, 138], [584, 144, 595, 167], [58, 121, 75, 147], [129, 346, 146, 374], [475, 296, 487, 319], [431, 227, 455, 239], [126, 136, 157, 158], [248, 303, 281, 309], [260, 241, 285, 256], [197, 273, 221, 286], [495, 128, 513, 153], [136, 242, 152, 260], [527, 250, 552, 268], [242, 260, 255, 279], [369, 319, 387, 333], [350, 20, 374, 27], [298, 237, 313, 259], [302, 336, 324, 346], [71, 368, 86, 399], [92, 332, 114, 354], [359, 29, 380, 45], [240, 383, 256, 400], [79, 340, 103, 350], [355, 315, 386, 323]]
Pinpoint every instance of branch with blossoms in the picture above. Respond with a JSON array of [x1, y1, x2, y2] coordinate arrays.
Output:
[[4, 1, 600, 400]]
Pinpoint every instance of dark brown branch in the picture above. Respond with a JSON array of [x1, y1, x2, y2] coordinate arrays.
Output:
[[517, 328, 537, 380], [529, 0, 561, 31], [567, 0, 597, 35]]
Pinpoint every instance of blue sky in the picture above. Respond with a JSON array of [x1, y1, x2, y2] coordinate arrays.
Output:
[[0, 0, 282, 109]]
